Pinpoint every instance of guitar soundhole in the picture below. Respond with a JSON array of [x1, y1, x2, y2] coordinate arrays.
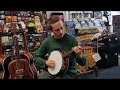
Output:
[[16, 69, 23, 75]]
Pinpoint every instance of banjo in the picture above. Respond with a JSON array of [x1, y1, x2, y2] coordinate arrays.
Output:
[[47, 37, 95, 76], [47, 49, 74, 76]]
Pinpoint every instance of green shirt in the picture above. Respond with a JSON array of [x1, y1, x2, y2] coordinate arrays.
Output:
[[34, 33, 86, 77]]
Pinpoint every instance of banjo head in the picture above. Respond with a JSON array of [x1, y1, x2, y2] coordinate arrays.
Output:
[[48, 51, 62, 75]]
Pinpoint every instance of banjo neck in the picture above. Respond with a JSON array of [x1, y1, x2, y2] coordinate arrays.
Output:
[[62, 49, 74, 59]]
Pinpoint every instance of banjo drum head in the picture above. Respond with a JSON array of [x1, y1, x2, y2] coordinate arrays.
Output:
[[48, 51, 62, 75]]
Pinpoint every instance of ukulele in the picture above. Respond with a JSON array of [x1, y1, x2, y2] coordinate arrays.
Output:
[[18, 22, 38, 79], [8, 23, 33, 79]]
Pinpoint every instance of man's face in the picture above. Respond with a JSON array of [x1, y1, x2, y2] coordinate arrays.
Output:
[[51, 20, 65, 39]]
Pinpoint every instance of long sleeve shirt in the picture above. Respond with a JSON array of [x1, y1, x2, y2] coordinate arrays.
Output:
[[34, 33, 86, 77]]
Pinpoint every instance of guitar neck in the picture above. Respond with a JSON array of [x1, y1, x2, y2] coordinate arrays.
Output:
[[14, 36, 20, 57], [14, 35, 21, 69], [18, 23, 29, 53], [22, 31, 29, 52]]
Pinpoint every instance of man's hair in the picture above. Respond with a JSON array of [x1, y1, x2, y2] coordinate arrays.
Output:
[[48, 16, 61, 31]]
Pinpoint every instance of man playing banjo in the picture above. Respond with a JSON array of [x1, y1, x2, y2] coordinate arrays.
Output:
[[34, 16, 86, 79]]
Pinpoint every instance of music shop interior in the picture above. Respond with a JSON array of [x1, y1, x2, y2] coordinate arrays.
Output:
[[0, 11, 120, 79]]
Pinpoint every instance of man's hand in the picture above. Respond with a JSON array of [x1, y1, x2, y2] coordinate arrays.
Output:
[[72, 46, 82, 54], [46, 60, 55, 69]]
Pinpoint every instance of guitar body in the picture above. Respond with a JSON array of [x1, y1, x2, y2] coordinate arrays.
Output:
[[2, 56, 12, 79], [18, 22, 38, 79], [20, 51, 38, 79], [0, 54, 7, 79], [8, 58, 33, 79], [0, 54, 5, 71]]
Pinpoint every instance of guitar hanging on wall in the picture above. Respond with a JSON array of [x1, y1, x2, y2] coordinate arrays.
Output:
[[8, 23, 33, 79]]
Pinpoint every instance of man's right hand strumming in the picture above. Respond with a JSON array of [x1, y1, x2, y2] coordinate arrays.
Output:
[[46, 60, 55, 70]]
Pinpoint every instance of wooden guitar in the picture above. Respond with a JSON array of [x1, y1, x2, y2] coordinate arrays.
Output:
[[0, 24, 12, 79], [18, 22, 38, 79], [8, 23, 33, 79]]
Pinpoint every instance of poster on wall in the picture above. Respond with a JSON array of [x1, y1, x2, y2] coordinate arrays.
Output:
[[65, 21, 75, 36]]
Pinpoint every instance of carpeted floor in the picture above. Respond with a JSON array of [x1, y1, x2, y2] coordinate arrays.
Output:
[[77, 66, 120, 79]]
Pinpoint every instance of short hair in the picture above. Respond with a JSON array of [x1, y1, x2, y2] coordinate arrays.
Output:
[[48, 16, 61, 31]]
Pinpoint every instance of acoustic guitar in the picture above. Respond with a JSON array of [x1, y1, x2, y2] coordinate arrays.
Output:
[[0, 24, 12, 79], [8, 23, 33, 79], [18, 22, 38, 79]]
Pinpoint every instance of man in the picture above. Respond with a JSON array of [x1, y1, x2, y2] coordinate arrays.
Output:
[[34, 16, 86, 79]]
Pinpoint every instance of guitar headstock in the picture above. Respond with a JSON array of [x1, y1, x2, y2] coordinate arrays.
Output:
[[18, 21, 26, 30]]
